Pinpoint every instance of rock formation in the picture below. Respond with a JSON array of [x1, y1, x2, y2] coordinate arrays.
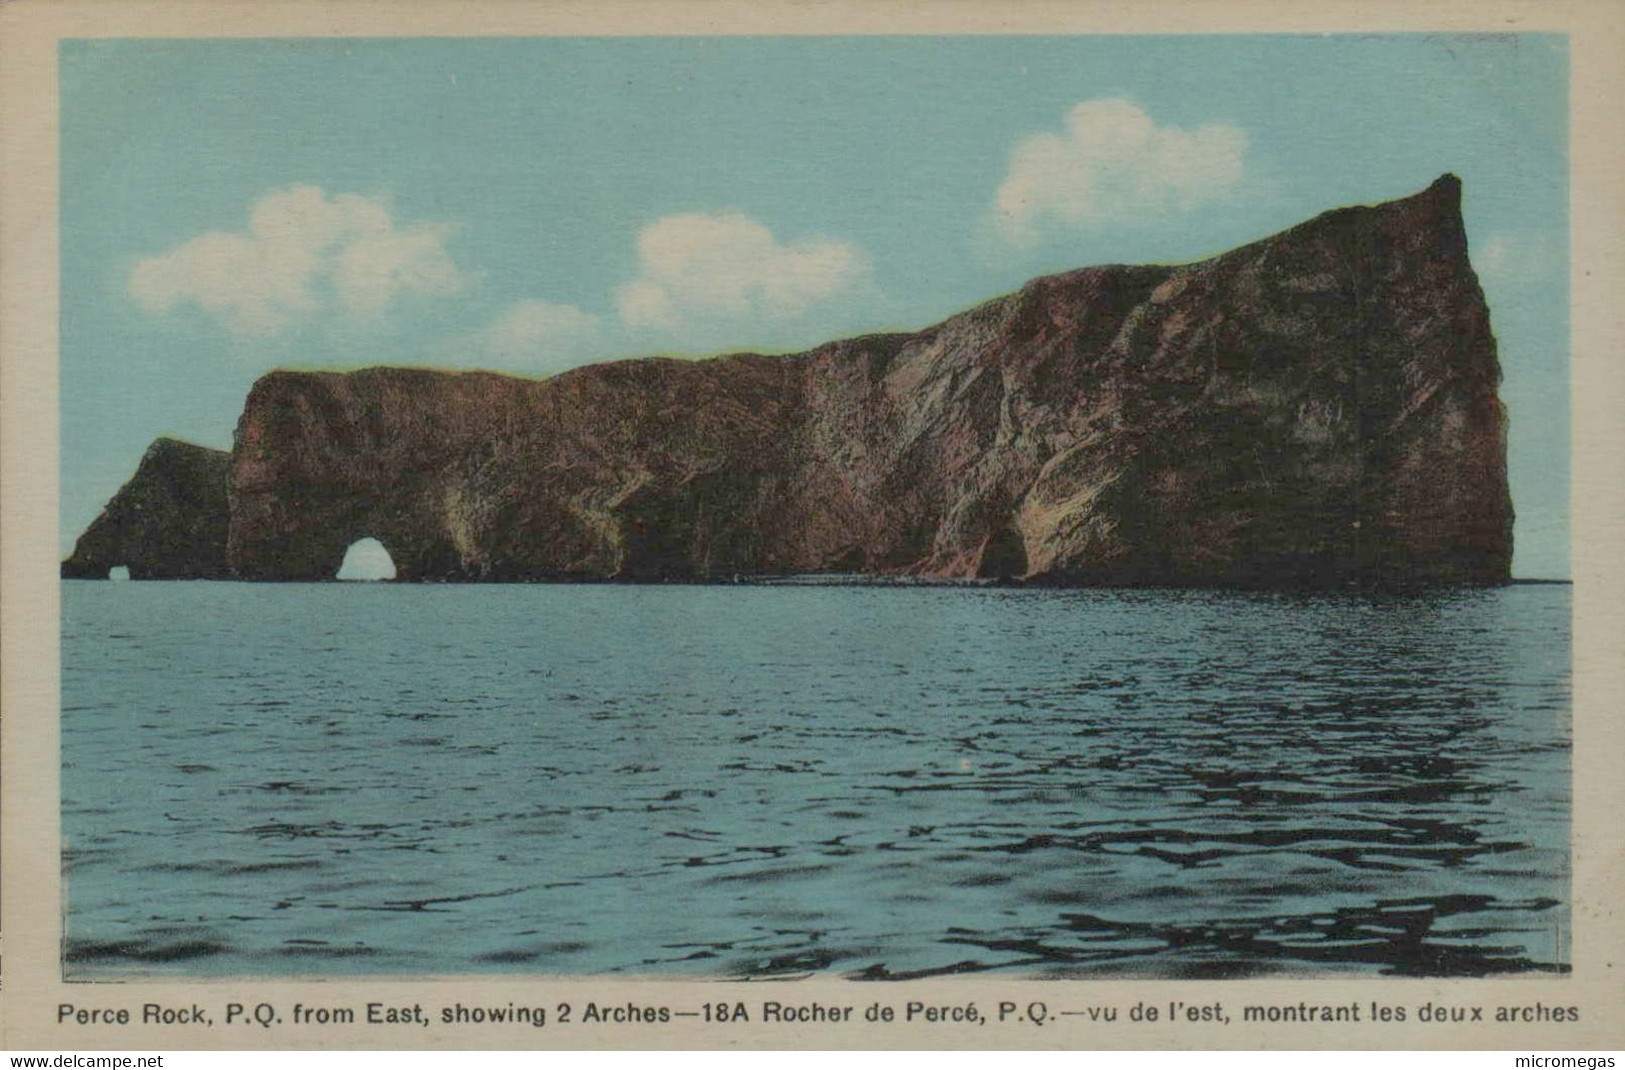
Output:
[[61, 437, 233, 579], [68, 175, 1514, 587]]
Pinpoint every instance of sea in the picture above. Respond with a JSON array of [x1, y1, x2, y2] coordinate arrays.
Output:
[[61, 581, 1571, 980]]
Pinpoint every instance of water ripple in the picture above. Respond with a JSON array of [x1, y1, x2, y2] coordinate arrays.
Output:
[[62, 583, 1570, 978]]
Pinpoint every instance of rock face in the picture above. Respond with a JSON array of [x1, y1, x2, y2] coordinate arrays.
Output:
[[61, 438, 232, 579], [76, 175, 1514, 586]]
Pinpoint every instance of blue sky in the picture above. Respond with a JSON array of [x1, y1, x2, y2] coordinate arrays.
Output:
[[60, 34, 1570, 577]]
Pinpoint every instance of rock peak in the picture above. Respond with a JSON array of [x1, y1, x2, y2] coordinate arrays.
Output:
[[1412, 172, 1465, 222], [1431, 171, 1462, 192]]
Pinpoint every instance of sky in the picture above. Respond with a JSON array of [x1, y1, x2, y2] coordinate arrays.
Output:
[[60, 34, 1570, 578]]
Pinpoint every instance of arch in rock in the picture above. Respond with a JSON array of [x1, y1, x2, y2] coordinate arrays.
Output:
[[335, 537, 398, 581]]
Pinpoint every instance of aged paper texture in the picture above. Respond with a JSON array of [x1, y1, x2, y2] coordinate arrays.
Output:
[[4, 0, 1623, 1051]]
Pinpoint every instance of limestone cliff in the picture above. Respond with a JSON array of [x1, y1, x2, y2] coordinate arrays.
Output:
[[75, 175, 1515, 586], [61, 438, 232, 579]]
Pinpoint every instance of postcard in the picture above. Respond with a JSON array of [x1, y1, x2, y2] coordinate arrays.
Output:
[[3, 0, 1622, 1052]]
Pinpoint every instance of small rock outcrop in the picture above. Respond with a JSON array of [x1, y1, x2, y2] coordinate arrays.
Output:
[[72, 175, 1515, 587], [61, 438, 232, 579]]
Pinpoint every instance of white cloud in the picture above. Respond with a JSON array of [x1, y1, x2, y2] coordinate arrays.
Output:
[[992, 98, 1249, 246], [616, 212, 870, 332], [472, 299, 602, 373], [1474, 232, 1564, 285], [129, 186, 472, 335]]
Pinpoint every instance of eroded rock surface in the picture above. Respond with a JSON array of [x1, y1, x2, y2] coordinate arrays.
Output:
[[76, 176, 1515, 586]]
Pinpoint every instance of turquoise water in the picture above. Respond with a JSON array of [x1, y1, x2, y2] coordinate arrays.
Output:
[[61, 582, 1570, 979]]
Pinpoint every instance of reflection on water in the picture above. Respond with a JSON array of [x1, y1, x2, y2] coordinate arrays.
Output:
[[62, 583, 1570, 978]]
